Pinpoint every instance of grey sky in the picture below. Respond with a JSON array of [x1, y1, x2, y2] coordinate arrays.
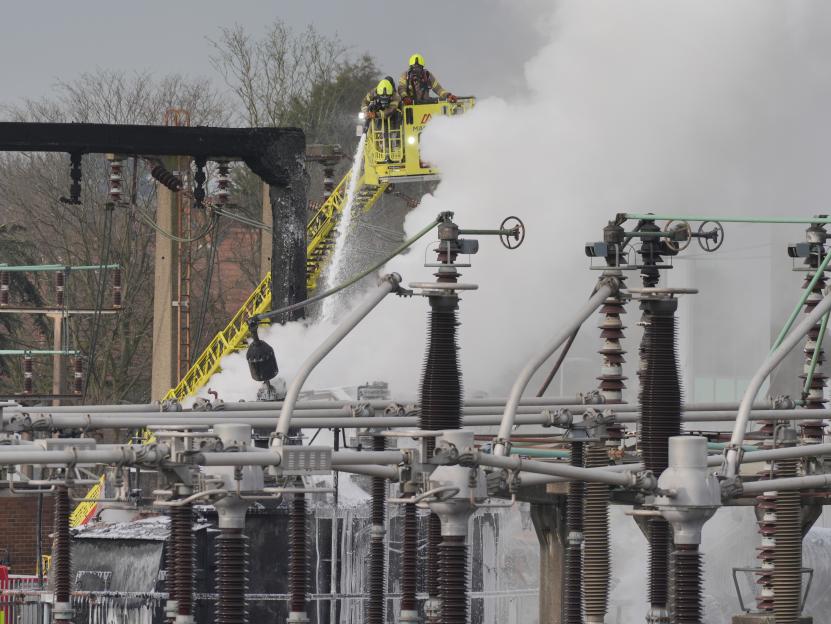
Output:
[[1, 1, 548, 110]]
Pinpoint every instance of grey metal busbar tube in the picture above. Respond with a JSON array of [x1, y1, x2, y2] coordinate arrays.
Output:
[[493, 282, 617, 456], [724, 290, 831, 478], [273, 274, 402, 446]]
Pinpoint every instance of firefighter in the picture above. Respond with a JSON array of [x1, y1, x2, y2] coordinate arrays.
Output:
[[361, 77, 401, 125], [398, 53, 457, 105]]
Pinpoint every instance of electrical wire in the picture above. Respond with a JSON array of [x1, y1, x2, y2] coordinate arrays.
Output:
[[212, 207, 272, 232], [83, 208, 115, 401], [191, 222, 221, 360], [251, 216, 441, 325], [132, 205, 217, 243]]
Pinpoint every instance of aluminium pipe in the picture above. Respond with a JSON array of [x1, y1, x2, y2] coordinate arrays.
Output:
[[493, 283, 616, 456], [740, 473, 831, 495], [0, 446, 169, 466], [195, 450, 405, 467], [335, 465, 399, 480], [274, 274, 402, 444], [474, 450, 636, 487], [725, 290, 831, 478]]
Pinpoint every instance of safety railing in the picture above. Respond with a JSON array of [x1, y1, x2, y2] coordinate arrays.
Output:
[[366, 117, 404, 166], [69, 475, 105, 528]]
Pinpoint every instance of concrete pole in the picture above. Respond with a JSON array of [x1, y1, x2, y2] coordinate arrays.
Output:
[[48, 312, 65, 405], [531, 494, 568, 624], [269, 152, 307, 321], [151, 182, 179, 400], [260, 182, 273, 280]]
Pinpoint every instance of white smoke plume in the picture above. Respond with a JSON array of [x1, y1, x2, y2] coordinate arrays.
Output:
[[200, 3, 831, 619]]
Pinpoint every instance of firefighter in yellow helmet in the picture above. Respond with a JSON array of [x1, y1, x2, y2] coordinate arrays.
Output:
[[398, 53, 457, 105], [361, 77, 401, 123]]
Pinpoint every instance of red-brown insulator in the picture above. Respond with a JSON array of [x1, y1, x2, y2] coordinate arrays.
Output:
[[23, 355, 33, 394], [108, 157, 124, 204], [73, 357, 83, 395], [0, 271, 9, 306], [55, 271, 65, 307], [54, 485, 71, 603], [216, 528, 248, 624], [150, 164, 183, 192], [112, 268, 122, 309]]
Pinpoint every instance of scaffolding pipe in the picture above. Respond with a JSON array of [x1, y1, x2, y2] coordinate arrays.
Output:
[[493, 284, 615, 456], [725, 290, 831, 478], [274, 274, 402, 445]]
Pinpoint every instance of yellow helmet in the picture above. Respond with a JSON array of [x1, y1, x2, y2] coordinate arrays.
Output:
[[409, 53, 425, 67], [376, 79, 394, 96]]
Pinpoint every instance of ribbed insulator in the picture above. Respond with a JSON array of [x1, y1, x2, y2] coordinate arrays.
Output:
[[754, 421, 778, 611], [648, 518, 670, 610], [401, 503, 418, 612], [597, 291, 628, 403], [0, 271, 9, 306], [638, 313, 682, 477], [23, 355, 33, 394], [73, 357, 83, 395], [55, 271, 65, 307], [216, 528, 248, 624], [418, 304, 463, 431], [563, 441, 584, 624], [54, 485, 71, 604], [583, 443, 610, 621], [672, 544, 702, 624], [367, 435, 387, 624], [773, 458, 802, 624], [112, 267, 122, 309], [166, 509, 178, 622], [150, 164, 183, 192], [439, 536, 468, 624], [173, 504, 194, 616], [289, 493, 308, 615], [427, 513, 442, 600], [801, 272, 828, 409]]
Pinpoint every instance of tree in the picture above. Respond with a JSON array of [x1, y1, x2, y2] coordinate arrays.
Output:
[[0, 70, 233, 403]]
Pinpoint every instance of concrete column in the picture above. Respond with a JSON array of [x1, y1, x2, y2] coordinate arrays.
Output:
[[48, 312, 65, 405], [151, 184, 178, 400], [531, 495, 568, 624], [261, 182, 273, 280], [269, 153, 307, 321]]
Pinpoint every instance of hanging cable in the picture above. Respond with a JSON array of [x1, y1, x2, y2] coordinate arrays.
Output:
[[83, 207, 115, 401], [191, 222, 221, 360], [132, 205, 217, 243], [250, 216, 440, 326]]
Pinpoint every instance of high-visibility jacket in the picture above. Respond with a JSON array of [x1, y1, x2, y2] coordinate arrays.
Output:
[[361, 89, 402, 120], [398, 69, 449, 103]]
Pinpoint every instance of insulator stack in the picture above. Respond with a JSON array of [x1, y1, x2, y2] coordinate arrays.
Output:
[[426, 513, 442, 620], [672, 544, 702, 624], [112, 268, 122, 309], [563, 440, 584, 624], [638, 297, 682, 621], [439, 536, 468, 624], [23, 354, 33, 394], [0, 271, 9, 306], [637, 220, 664, 288], [773, 458, 803, 624], [166, 510, 178, 623], [419, 301, 463, 431], [289, 492, 309, 617], [193, 157, 207, 209], [216, 528, 248, 624], [108, 156, 124, 204], [367, 435, 388, 624], [799, 420, 824, 444], [173, 504, 195, 617], [56, 271, 65, 307], [73, 357, 83, 395], [54, 485, 71, 605], [401, 502, 418, 614], [800, 269, 828, 409], [753, 420, 778, 612], [419, 292, 463, 622], [597, 287, 628, 403], [583, 443, 610, 623], [150, 164, 183, 191], [216, 161, 231, 206]]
